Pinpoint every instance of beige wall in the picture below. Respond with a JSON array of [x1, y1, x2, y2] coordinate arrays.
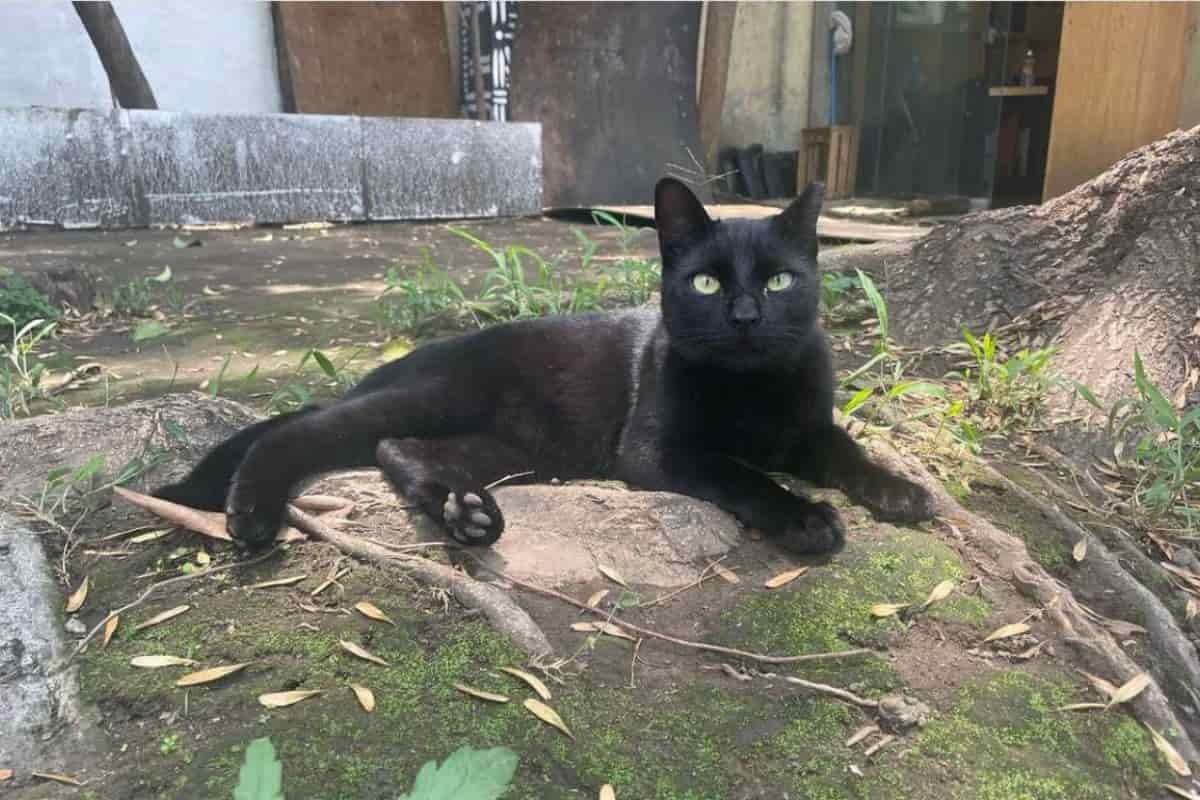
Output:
[[718, 2, 814, 151]]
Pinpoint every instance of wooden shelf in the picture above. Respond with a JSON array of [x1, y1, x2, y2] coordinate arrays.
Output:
[[989, 85, 1050, 97]]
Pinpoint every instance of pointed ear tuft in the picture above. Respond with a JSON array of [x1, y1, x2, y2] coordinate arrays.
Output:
[[771, 181, 824, 251], [654, 177, 711, 255]]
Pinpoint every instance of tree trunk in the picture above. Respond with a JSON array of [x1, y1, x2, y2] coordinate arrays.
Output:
[[72, 1, 158, 110], [845, 125, 1200, 409]]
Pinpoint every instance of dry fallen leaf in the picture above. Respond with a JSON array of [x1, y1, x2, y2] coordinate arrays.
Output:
[[65, 576, 89, 613], [455, 683, 510, 703], [195, 551, 211, 567], [597, 564, 628, 588], [129, 529, 171, 544], [248, 575, 307, 590], [524, 698, 573, 739], [570, 621, 636, 641], [1073, 541, 1088, 562], [131, 655, 198, 669], [922, 579, 955, 608], [1057, 702, 1107, 712], [1188, 597, 1200, 621], [354, 601, 396, 626], [586, 590, 609, 608], [1081, 671, 1119, 699], [133, 604, 191, 633], [711, 563, 740, 584], [102, 614, 120, 647], [1162, 784, 1200, 799], [338, 640, 389, 666], [0, 769, 12, 782], [845, 724, 879, 747], [175, 663, 250, 687], [764, 567, 808, 589], [258, 690, 322, 708], [350, 684, 375, 712], [1012, 642, 1044, 661], [600, 785, 616, 800], [983, 622, 1030, 643], [499, 667, 552, 701], [1147, 725, 1193, 777], [870, 603, 909, 618], [863, 733, 895, 758], [31, 772, 83, 787], [1106, 673, 1151, 708]]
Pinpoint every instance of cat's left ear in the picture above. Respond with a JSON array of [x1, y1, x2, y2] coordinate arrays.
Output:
[[771, 181, 825, 256]]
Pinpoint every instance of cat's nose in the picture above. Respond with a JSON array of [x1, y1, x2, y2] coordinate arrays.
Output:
[[729, 295, 761, 328]]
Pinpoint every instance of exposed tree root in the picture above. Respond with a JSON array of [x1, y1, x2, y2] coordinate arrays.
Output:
[[853, 424, 1200, 763]]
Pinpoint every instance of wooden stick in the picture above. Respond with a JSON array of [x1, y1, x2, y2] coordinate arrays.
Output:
[[784, 675, 878, 708]]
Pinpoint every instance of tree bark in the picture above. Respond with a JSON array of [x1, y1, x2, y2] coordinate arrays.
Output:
[[842, 125, 1200, 409], [72, 1, 157, 110]]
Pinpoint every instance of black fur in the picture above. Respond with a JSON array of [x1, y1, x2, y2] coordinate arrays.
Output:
[[154, 178, 935, 554]]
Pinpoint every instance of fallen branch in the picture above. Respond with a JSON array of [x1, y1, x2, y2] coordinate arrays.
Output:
[[285, 506, 553, 658], [47, 363, 103, 396], [784, 675, 878, 709], [466, 554, 871, 666]]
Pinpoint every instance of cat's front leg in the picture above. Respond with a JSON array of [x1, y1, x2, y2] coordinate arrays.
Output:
[[621, 452, 845, 555], [785, 425, 936, 524]]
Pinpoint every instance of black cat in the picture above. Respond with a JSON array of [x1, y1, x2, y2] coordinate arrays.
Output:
[[154, 179, 935, 555]]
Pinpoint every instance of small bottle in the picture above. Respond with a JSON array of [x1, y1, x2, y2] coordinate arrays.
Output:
[[1020, 49, 1036, 87]]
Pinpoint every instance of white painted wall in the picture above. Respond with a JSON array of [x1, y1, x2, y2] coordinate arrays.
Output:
[[0, 1, 282, 113]]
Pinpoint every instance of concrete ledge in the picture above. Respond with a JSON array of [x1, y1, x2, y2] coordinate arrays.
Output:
[[0, 107, 542, 229]]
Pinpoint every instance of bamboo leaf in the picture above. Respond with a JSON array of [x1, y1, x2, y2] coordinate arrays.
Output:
[[133, 604, 190, 632], [350, 684, 376, 713], [175, 663, 250, 687], [499, 667, 552, 701], [455, 683, 510, 704], [130, 655, 197, 669], [354, 601, 396, 626], [258, 690, 322, 708], [764, 567, 808, 589], [982, 622, 1030, 642], [338, 640, 389, 666], [523, 698, 573, 739]]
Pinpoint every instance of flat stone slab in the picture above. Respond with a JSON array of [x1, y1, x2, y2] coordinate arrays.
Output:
[[0, 107, 542, 229], [476, 483, 742, 589]]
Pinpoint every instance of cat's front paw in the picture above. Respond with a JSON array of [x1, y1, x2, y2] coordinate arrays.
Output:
[[776, 501, 846, 555], [441, 488, 504, 546], [858, 475, 936, 524], [225, 479, 287, 551]]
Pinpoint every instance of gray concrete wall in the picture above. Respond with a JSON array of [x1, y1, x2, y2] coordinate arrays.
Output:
[[0, 1, 282, 113], [718, 2, 814, 151], [0, 108, 542, 230]]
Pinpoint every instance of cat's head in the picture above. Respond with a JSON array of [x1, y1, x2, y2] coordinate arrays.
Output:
[[654, 177, 824, 371]]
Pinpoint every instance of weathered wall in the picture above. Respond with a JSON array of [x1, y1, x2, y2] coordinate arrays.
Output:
[[718, 2, 814, 151], [0, 1, 282, 113], [0, 107, 541, 229]]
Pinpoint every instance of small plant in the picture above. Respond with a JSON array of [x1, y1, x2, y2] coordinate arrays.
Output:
[[374, 254, 470, 333], [160, 733, 180, 756], [111, 266, 183, 317], [947, 329, 1058, 429], [0, 312, 57, 418], [589, 210, 661, 306], [819, 271, 861, 315], [0, 274, 59, 329], [263, 348, 357, 416], [1082, 353, 1200, 526], [230, 738, 518, 800]]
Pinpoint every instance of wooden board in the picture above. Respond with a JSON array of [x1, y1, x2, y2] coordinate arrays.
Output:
[[1044, 2, 1191, 199], [509, 2, 705, 207], [548, 205, 927, 243], [274, 2, 456, 118]]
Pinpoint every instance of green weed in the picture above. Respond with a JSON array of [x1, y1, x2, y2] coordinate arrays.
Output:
[[0, 273, 59, 329], [946, 330, 1058, 430], [0, 312, 58, 418], [111, 266, 184, 317], [374, 254, 471, 334]]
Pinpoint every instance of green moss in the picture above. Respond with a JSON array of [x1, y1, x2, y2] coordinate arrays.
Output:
[[722, 531, 989, 692], [1101, 718, 1162, 784]]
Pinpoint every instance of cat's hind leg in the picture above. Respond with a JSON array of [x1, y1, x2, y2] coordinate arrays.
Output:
[[376, 436, 533, 547]]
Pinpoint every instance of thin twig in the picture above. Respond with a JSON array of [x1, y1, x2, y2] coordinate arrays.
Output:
[[783, 676, 879, 708], [58, 549, 280, 669], [633, 561, 721, 609], [485, 471, 535, 491], [466, 554, 871, 666]]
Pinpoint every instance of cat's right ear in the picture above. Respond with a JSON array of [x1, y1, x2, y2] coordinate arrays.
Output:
[[654, 178, 711, 260]]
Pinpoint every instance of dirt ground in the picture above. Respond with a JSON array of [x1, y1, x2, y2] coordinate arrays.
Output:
[[0, 218, 1191, 799]]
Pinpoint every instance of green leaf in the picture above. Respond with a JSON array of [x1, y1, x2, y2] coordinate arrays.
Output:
[[398, 746, 518, 800], [132, 320, 168, 342], [842, 387, 874, 416], [1133, 351, 1177, 428], [233, 737, 283, 800], [886, 381, 947, 400], [854, 269, 888, 344], [1074, 382, 1103, 410], [310, 350, 337, 379]]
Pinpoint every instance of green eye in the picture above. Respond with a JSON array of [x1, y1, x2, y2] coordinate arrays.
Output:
[[691, 274, 721, 295], [766, 272, 794, 292]]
